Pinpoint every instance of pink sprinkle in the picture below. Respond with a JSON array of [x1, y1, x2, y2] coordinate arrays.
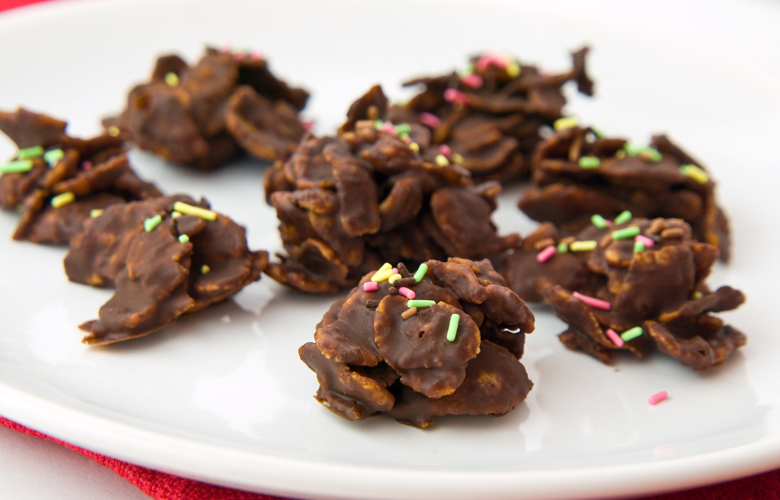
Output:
[[363, 281, 378, 292], [438, 144, 452, 157], [604, 220, 613, 226], [476, 52, 509, 72], [220, 44, 232, 53], [606, 328, 624, 347], [398, 287, 415, 299], [536, 245, 557, 263], [380, 123, 398, 136], [233, 52, 245, 61], [460, 73, 483, 89], [419, 112, 441, 128], [303, 120, 315, 132], [81, 160, 93, 171], [443, 88, 468, 105], [635, 234, 655, 247], [249, 50, 263, 61], [572, 291, 612, 311], [392, 268, 398, 274], [648, 391, 668, 405]]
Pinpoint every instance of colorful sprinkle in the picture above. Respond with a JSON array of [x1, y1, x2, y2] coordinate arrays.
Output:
[[634, 240, 645, 253], [407, 299, 435, 309], [371, 268, 394, 282], [144, 214, 163, 232], [447, 313, 460, 342], [435, 154, 449, 166], [81, 160, 93, 171], [443, 88, 468, 105], [107, 125, 121, 137], [692, 290, 703, 299], [17, 145, 43, 159], [638, 147, 662, 163], [398, 286, 415, 299], [172, 201, 217, 221], [506, 60, 521, 77], [302, 120, 314, 132], [201, 265, 211, 274], [389, 274, 403, 284], [43, 148, 64, 166], [414, 263, 428, 282], [611, 226, 641, 240], [377, 262, 392, 273], [624, 142, 643, 156], [606, 328, 624, 347], [395, 123, 412, 136], [591, 214, 607, 229], [613, 210, 633, 225], [620, 326, 643, 342], [178, 234, 190, 243], [475, 53, 509, 71], [164, 72, 179, 87], [452, 153, 464, 164], [536, 245, 557, 263], [569, 240, 597, 252], [553, 116, 578, 131], [90, 209, 103, 218], [380, 123, 398, 136], [401, 307, 417, 320], [578, 156, 600, 169], [460, 73, 483, 89], [648, 391, 668, 405], [50, 191, 75, 208], [363, 281, 379, 292], [556, 242, 569, 253], [679, 164, 709, 183], [572, 292, 612, 311], [0, 159, 34, 174], [635, 234, 655, 247], [438, 144, 452, 157], [409, 142, 420, 152], [419, 112, 441, 128], [171, 211, 182, 218]]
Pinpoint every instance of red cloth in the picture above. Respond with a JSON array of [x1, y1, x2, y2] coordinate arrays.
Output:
[[1, 1, 779, 499]]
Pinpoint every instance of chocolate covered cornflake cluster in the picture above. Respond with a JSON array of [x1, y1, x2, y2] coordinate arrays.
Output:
[[104, 47, 309, 170], [300, 257, 534, 428], [519, 124, 731, 261], [368, 47, 594, 183], [0, 108, 161, 244], [501, 214, 745, 370], [263, 111, 521, 293], [64, 195, 267, 344]]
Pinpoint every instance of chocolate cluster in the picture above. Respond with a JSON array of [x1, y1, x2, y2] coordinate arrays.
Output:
[[263, 115, 521, 293], [519, 125, 731, 260], [300, 257, 534, 428], [65, 195, 267, 344], [373, 47, 594, 183], [0, 108, 161, 244], [105, 47, 309, 170], [501, 215, 745, 370]]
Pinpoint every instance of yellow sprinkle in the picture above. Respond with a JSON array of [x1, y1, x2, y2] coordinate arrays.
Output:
[[371, 268, 394, 282], [506, 60, 521, 77], [679, 164, 709, 184], [51, 191, 75, 208], [171, 211, 182, 218], [172, 201, 217, 221], [692, 290, 703, 299], [165, 71, 180, 87], [90, 209, 103, 218], [201, 265, 211, 274], [452, 153, 464, 164], [107, 125, 120, 137], [435, 154, 449, 166], [409, 142, 419, 152], [554, 116, 579, 131], [616, 150, 626, 159], [388, 273, 402, 284], [377, 262, 392, 273], [569, 240, 598, 252]]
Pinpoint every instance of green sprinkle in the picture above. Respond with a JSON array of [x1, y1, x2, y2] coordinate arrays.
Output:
[[624, 142, 643, 156], [178, 234, 190, 243], [679, 164, 709, 184], [395, 123, 412, 136], [50, 191, 75, 208], [407, 299, 435, 309], [613, 210, 633, 225], [43, 148, 64, 166], [447, 313, 460, 342], [639, 147, 662, 162], [620, 326, 643, 342], [634, 240, 645, 253], [414, 263, 428, 282], [556, 242, 568, 253], [569, 240, 597, 252], [578, 156, 600, 169], [591, 214, 607, 229], [17, 145, 44, 159], [374, 119, 384, 130], [0, 159, 34, 174], [172, 201, 217, 221], [144, 214, 162, 232], [591, 127, 607, 138], [611, 226, 641, 240], [90, 209, 103, 218], [164, 71, 179, 87], [554, 116, 579, 131]]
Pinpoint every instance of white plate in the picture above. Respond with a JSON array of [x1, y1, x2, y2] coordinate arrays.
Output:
[[1, 1, 779, 499]]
